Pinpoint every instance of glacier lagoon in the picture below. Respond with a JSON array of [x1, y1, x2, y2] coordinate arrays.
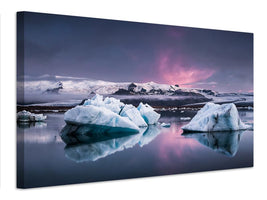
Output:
[[17, 109, 253, 188]]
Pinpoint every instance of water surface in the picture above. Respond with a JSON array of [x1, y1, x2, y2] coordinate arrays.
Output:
[[17, 110, 253, 188]]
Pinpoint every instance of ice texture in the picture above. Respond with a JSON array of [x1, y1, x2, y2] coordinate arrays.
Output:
[[83, 94, 124, 114], [17, 110, 47, 122], [64, 105, 139, 132], [182, 102, 250, 132], [120, 104, 148, 127], [137, 102, 161, 125]]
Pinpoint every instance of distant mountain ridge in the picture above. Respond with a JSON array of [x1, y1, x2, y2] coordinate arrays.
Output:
[[17, 75, 253, 107], [19, 75, 219, 97]]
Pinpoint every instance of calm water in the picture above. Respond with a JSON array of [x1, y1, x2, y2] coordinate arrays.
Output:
[[17, 110, 253, 188]]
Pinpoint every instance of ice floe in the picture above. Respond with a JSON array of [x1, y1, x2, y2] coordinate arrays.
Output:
[[182, 103, 250, 132], [160, 122, 171, 127], [180, 117, 191, 121], [17, 110, 47, 122]]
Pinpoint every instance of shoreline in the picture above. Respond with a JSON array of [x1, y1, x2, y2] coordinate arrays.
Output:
[[17, 101, 253, 113]]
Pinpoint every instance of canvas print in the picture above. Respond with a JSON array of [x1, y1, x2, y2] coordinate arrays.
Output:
[[17, 12, 253, 188]]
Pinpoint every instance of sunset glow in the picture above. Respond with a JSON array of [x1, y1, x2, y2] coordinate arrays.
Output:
[[158, 53, 215, 87]]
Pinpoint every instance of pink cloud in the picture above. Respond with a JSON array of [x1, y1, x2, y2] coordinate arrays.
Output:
[[157, 53, 215, 87]]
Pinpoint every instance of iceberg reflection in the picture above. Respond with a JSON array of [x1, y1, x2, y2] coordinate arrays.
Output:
[[60, 125, 161, 162], [17, 121, 47, 129], [182, 131, 244, 157]]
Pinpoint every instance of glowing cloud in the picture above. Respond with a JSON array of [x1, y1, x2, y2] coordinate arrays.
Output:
[[157, 53, 215, 87]]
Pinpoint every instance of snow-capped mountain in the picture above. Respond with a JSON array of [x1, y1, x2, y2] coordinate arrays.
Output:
[[18, 75, 218, 97], [17, 75, 253, 107]]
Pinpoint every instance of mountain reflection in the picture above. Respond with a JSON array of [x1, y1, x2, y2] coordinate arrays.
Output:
[[60, 125, 161, 162], [182, 131, 244, 157]]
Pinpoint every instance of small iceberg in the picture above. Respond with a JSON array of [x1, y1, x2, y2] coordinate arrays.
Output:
[[180, 117, 191, 121], [182, 103, 250, 132], [17, 110, 47, 122], [160, 122, 171, 127], [137, 102, 161, 125]]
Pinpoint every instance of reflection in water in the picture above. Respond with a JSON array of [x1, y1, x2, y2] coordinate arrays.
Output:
[[17, 121, 47, 129], [17, 112, 253, 188], [182, 131, 244, 157], [62, 125, 161, 162]]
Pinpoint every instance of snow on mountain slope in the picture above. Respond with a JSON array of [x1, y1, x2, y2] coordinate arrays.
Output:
[[17, 75, 253, 107], [18, 75, 213, 96]]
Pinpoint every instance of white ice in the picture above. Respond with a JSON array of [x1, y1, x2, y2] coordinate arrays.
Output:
[[182, 102, 250, 132], [120, 104, 148, 127], [64, 105, 139, 132], [180, 117, 191, 121], [83, 94, 124, 114], [17, 110, 47, 122], [137, 102, 161, 125], [160, 122, 171, 127]]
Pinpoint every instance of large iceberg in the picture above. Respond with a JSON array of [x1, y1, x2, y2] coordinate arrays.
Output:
[[64, 105, 139, 133], [182, 103, 250, 132], [17, 110, 47, 122], [137, 102, 161, 125], [63, 94, 161, 139]]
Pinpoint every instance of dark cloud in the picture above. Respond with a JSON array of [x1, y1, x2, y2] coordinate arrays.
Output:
[[19, 12, 253, 92]]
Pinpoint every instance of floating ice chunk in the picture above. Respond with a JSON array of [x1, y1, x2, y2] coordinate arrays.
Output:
[[17, 110, 47, 122], [137, 102, 160, 125], [180, 117, 191, 121], [120, 104, 148, 127], [160, 122, 171, 127], [182, 103, 250, 132], [83, 94, 124, 114], [64, 105, 139, 132]]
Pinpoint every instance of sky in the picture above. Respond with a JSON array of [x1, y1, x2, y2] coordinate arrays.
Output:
[[18, 12, 253, 93]]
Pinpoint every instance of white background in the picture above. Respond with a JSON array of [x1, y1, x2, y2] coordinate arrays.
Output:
[[0, 0, 267, 199]]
